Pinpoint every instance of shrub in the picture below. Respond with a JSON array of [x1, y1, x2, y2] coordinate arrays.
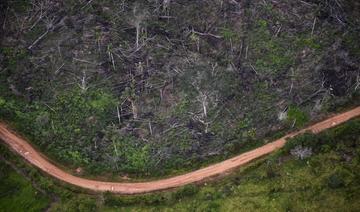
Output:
[[0, 97, 5, 106], [173, 184, 199, 199], [287, 106, 309, 128], [327, 174, 345, 189], [54, 196, 97, 212], [220, 27, 239, 41]]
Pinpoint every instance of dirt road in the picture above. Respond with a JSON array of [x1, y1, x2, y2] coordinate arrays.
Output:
[[0, 107, 359, 194]]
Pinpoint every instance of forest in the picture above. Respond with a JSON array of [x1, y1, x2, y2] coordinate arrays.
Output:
[[0, 0, 359, 179]]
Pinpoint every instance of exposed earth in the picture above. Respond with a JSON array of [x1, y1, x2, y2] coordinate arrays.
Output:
[[1, 106, 359, 194], [1, 0, 360, 178]]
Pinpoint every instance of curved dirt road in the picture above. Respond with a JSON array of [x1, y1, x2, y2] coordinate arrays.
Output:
[[0, 106, 359, 194]]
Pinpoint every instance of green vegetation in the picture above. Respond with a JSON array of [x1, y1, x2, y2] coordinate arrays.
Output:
[[0, 117, 359, 211], [1, 87, 119, 170], [0, 0, 359, 178], [104, 127, 151, 173], [220, 27, 240, 42], [99, 118, 360, 211], [1, 0, 360, 210], [0, 161, 50, 212], [34, 88, 117, 165], [249, 19, 296, 75], [286, 106, 309, 128]]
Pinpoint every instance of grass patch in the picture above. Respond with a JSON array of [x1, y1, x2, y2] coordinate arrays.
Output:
[[0, 161, 50, 211]]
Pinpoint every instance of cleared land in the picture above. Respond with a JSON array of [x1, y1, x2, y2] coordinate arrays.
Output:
[[0, 106, 359, 194]]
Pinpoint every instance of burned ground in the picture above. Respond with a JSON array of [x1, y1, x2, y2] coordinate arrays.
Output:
[[0, 0, 359, 177]]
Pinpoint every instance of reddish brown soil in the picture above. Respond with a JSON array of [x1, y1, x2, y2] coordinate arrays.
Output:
[[1, 106, 359, 194]]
